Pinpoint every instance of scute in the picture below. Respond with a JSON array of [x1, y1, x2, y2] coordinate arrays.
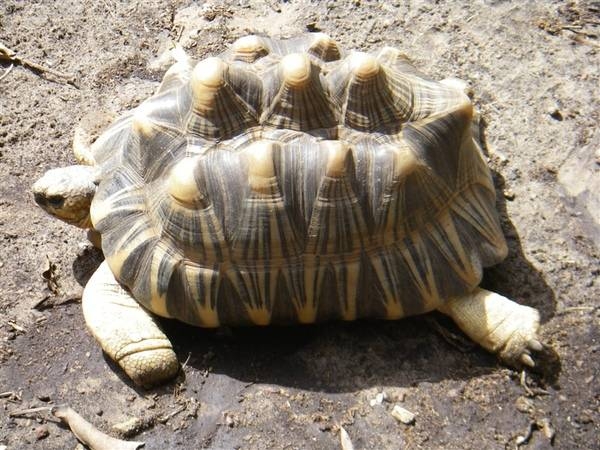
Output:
[[90, 34, 506, 327]]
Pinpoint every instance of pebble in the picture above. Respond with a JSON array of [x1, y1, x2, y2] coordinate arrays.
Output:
[[503, 189, 516, 201], [538, 418, 555, 441], [369, 391, 388, 406], [549, 109, 563, 121], [224, 413, 235, 428], [112, 417, 143, 437], [35, 425, 49, 440], [515, 396, 534, 414], [37, 393, 51, 402], [391, 405, 415, 425]]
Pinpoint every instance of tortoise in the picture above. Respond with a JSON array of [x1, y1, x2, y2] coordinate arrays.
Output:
[[32, 33, 542, 387]]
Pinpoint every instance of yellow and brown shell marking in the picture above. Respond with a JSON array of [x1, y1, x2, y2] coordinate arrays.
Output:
[[90, 34, 508, 327]]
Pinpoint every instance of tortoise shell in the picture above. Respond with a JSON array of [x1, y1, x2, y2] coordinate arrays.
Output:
[[90, 33, 508, 327]]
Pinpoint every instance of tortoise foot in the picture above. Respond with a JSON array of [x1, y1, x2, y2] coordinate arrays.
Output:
[[439, 288, 542, 368], [82, 262, 179, 387]]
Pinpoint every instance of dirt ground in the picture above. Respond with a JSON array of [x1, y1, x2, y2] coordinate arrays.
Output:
[[1, 1, 599, 449]]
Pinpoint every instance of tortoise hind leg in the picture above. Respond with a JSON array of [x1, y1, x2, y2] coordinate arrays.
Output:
[[438, 288, 542, 367], [82, 261, 179, 387]]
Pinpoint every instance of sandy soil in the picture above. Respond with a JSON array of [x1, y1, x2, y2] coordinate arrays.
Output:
[[1, 1, 599, 449]]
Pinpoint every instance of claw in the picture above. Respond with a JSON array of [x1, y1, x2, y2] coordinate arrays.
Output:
[[528, 339, 543, 352], [521, 353, 535, 368]]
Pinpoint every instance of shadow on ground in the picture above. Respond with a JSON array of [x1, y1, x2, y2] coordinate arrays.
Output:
[[71, 173, 560, 396]]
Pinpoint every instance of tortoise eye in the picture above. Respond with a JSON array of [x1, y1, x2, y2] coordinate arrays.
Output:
[[46, 195, 65, 208]]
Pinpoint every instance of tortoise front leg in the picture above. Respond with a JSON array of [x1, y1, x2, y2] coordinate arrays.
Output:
[[82, 261, 179, 387], [438, 288, 542, 367]]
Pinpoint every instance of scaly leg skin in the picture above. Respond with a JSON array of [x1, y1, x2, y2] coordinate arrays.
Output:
[[438, 288, 543, 367], [82, 262, 179, 387]]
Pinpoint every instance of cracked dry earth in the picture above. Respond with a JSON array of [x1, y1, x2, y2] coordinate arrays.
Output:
[[0, 1, 599, 449]]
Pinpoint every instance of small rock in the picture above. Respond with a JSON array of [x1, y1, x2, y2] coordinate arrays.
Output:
[[446, 388, 459, 399], [503, 189, 516, 201], [515, 396, 534, 414], [391, 404, 415, 425], [306, 22, 321, 32], [369, 391, 387, 406], [515, 434, 528, 445], [538, 418, 555, 442], [37, 393, 51, 402], [575, 410, 593, 424], [549, 109, 563, 121], [112, 417, 143, 437], [224, 412, 235, 428], [35, 425, 49, 440]]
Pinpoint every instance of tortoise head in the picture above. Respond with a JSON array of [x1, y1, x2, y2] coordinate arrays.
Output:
[[33, 165, 99, 228]]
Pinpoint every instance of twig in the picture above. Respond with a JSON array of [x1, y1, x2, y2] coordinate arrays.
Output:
[[0, 63, 13, 81], [9, 406, 54, 418], [9, 405, 145, 449], [180, 352, 192, 370], [520, 370, 550, 397], [157, 404, 186, 423], [0, 391, 21, 402], [520, 370, 535, 397], [7, 321, 26, 333], [0, 42, 77, 86], [557, 306, 598, 315], [52, 406, 145, 450]]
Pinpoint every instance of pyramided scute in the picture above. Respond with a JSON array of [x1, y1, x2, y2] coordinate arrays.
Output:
[[323, 140, 350, 178], [281, 53, 312, 88], [305, 140, 369, 255], [187, 57, 260, 139], [329, 51, 409, 132], [375, 47, 423, 78], [246, 140, 277, 194], [348, 52, 380, 81], [167, 156, 207, 207], [306, 33, 341, 62], [232, 35, 270, 63], [132, 108, 156, 137], [191, 57, 228, 111], [261, 53, 336, 130], [230, 138, 301, 261]]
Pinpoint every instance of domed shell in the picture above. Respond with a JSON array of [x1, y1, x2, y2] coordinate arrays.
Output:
[[90, 34, 508, 327]]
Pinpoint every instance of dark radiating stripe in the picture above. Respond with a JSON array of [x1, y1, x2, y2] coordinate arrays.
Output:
[[306, 175, 368, 256]]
